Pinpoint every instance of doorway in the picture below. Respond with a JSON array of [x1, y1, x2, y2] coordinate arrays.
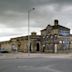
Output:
[[36, 43, 40, 51]]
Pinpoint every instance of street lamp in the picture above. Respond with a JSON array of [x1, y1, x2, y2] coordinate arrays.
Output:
[[28, 8, 35, 55]]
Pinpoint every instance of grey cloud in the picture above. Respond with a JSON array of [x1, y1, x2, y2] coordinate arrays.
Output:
[[49, 0, 72, 4], [0, 0, 72, 12], [0, 0, 72, 38], [0, 0, 34, 11], [31, 0, 72, 6], [0, 27, 27, 37], [0, 32, 20, 37]]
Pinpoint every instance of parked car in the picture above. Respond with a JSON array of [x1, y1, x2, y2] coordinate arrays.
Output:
[[0, 48, 9, 53]]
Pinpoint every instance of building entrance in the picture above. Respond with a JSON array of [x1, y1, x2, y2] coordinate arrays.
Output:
[[36, 43, 39, 51]]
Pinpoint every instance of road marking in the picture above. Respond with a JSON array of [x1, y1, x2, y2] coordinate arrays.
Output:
[[17, 65, 34, 69], [39, 64, 63, 72], [17, 64, 63, 72]]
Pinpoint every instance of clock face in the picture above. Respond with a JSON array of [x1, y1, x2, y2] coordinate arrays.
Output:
[[59, 30, 70, 36]]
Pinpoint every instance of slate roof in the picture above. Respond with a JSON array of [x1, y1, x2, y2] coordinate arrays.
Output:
[[41, 24, 70, 31], [52, 25, 70, 30]]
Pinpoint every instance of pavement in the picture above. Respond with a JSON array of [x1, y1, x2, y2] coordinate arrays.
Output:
[[0, 52, 72, 59]]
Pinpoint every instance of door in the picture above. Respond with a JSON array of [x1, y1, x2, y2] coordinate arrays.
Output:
[[36, 43, 39, 51]]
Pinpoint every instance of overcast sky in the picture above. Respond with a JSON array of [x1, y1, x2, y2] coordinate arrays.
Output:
[[0, 0, 72, 41]]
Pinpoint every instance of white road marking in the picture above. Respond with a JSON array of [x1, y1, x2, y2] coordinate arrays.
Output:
[[17, 64, 63, 72], [39, 64, 63, 72]]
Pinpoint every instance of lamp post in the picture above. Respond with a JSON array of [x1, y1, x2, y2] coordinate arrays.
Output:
[[28, 8, 35, 55]]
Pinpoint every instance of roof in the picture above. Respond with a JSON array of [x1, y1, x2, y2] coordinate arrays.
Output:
[[41, 24, 70, 32], [52, 25, 70, 30], [41, 28, 46, 31], [41, 24, 51, 31]]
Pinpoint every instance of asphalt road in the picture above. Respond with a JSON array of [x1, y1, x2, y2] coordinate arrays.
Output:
[[0, 57, 72, 72]]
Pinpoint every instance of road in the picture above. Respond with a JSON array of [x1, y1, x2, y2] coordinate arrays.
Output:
[[0, 57, 72, 72]]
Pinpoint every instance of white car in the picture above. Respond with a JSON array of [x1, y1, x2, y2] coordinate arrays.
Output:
[[0, 48, 9, 53]]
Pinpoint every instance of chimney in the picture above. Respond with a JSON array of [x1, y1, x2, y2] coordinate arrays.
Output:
[[31, 32, 36, 36], [54, 19, 59, 25]]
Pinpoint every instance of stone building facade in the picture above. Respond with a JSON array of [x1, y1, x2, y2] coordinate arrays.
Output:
[[0, 19, 72, 53], [41, 20, 71, 53], [0, 41, 11, 52], [0, 32, 41, 53]]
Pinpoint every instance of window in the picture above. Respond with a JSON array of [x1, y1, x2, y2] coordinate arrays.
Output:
[[59, 41, 62, 43]]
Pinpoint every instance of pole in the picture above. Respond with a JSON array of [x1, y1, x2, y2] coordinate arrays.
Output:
[[28, 10, 30, 56], [28, 8, 35, 56]]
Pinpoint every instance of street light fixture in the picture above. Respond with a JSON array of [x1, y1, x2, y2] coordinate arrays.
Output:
[[28, 8, 35, 55]]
